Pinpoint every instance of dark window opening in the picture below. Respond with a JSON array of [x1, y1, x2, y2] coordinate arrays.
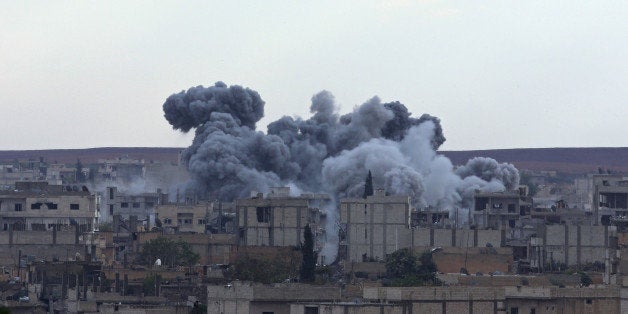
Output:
[[46, 202, 57, 210], [305, 307, 319, 314], [508, 204, 516, 213], [475, 197, 489, 211], [510, 307, 518, 314], [31, 203, 42, 209], [132, 202, 140, 208], [70, 203, 80, 210], [256, 206, 271, 223], [509, 220, 516, 228], [586, 299, 592, 304], [108, 188, 114, 199], [31, 223, 46, 231], [109, 204, 114, 215], [14, 204, 22, 211], [121, 202, 129, 208]]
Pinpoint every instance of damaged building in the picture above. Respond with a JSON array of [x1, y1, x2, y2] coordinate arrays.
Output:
[[236, 187, 330, 249]]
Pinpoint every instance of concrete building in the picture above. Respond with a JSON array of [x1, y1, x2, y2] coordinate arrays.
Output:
[[0, 181, 97, 232], [207, 282, 620, 314], [472, 190, 533, 231], [154, 203, 212, 234], [96, 156, 145, 184], [236, 187, 330, 249], [339, 189, 411, 262], [101, 186, 167, 225], [592, 174, 628, 225], [207, 282, 341, 314]]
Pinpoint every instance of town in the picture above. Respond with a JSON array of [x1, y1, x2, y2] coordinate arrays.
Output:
[[0, 151, 626, 314]]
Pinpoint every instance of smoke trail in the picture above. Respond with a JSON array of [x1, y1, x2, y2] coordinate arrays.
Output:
[[163, 82, 520, 261]]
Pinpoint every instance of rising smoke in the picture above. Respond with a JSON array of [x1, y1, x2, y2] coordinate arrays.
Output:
[[163, 82, 520, 258]]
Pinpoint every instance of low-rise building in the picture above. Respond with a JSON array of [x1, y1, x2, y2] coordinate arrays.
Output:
[[235, 187, 330, 248], [0, 181, 96, 232], [339, 189, 411, 262], [154, 203, 212, 234]]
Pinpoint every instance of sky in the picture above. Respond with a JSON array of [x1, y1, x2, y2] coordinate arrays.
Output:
[[0, 1, 626, 151]]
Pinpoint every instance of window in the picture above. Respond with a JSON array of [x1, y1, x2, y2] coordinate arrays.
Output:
[[132, 202, 140, 208], [14, 204, 22, 211], [508, 204, 516, 213], [31, 223, 46, 231], [586, 299, 592, 304], [46, 203, 58, 210], [121, 202, 129, 208], [146, 202, 154, 208], [70, 204, 80, 210], [256, 207, 271, 223], [163, 218, 172, 224], [109, 188, 114, 199], [184, 219, 192, 224], [109, 204, 114, 215], [31, 203, 42, 210], [198, 219, 205, 225]]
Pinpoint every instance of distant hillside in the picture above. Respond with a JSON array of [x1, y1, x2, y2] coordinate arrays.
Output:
[[0, 147, 182, 164], [441, 147, 628, 174], [0, 147, 626, 174]]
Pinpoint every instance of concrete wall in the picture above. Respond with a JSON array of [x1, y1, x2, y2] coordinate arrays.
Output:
[[543, 225, 609, 266], [0, 229, 85, 265]]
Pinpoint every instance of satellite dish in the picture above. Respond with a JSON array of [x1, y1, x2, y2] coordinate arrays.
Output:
[[155, 258, 162, 266]]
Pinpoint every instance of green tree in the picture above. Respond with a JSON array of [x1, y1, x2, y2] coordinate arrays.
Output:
[[580, 272, 592, 287], [363, 170, 374, 198], [385, 248, 440, 286], [138, 237, 199, 268], [300, 224, 316, 282], [229, 248, 301, 283], [142, 274, 157, 295]]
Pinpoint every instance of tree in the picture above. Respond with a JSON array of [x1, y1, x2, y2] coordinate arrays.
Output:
[[229, 248, 301, 283], [75, 159, 86, 183], [363, 170, 374, 198], [385, 248, 440, 286], [138, 237, 199, 268], [300, 224, 316, 282]]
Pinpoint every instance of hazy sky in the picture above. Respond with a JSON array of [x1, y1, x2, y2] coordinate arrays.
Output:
[[1, 1, 626, 151]]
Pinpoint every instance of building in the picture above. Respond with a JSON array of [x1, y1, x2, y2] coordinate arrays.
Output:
[[101, 186, 167, 225], [207, 282, 341, 314], [592, 174, 628, 225], [339, 189, 411, 262], [472, 190, 533, 231], [96, 156, 145, 184], [236, 187, 330, 248], [206, 282, 620, 314], [0, 181, 97, 232], [154, 203, 212, 234]]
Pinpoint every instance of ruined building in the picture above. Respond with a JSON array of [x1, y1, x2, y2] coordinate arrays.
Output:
[[236, 187, 330, 249]]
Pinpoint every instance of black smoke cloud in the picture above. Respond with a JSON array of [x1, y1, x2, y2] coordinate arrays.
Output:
[[163, 82, 519, 206]]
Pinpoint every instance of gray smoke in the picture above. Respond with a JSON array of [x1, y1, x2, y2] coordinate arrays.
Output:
[[163, 82, 520, 258]]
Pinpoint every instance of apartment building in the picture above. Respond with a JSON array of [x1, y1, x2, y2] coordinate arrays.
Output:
[[0, 181, 96, 232]]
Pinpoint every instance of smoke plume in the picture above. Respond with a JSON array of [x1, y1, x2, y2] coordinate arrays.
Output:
[[163, 82, 520, 258]]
